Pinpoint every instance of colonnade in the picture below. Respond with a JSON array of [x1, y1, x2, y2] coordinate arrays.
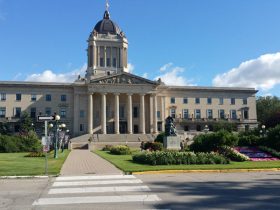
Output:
[[87, 93, 159, 134]]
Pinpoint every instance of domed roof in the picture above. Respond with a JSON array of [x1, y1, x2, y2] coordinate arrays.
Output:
[[93, 10, 122, 36]]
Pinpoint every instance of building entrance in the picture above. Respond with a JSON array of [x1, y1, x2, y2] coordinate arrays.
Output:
[[119, 121, 127, 134]]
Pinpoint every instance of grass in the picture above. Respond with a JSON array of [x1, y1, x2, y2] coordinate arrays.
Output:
[[94, 150, 280, 173], [0, 150, 70, 176]]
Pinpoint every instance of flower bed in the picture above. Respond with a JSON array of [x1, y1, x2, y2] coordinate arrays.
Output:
[[235, 147, 279, 161]]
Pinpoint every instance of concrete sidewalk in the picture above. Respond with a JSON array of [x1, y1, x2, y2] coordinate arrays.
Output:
[[60, 150, 122, 176]]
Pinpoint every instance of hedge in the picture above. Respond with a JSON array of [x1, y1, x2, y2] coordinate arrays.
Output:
[[132, 151, 229, 165], [259, 146, 280, 158], [110, 145, 131, 155], [219, 146, 250, 162]]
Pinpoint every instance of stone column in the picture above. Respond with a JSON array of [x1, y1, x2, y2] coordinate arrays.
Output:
[[150, 95, 154, 133], [153, 94, 158, 133], [161, 96, 165, 132], [74, 94, 80, 136], [127, 93, 133, 134], [114, 93, 120, 134], [101, 93, 107, 134], [139, 94, 145, 134], [88, 94, 93, 134]]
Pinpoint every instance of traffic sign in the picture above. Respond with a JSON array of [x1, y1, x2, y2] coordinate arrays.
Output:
[[37, 116, 55, 121]]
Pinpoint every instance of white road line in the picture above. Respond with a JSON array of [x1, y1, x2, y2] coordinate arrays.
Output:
[[49, 185, 151, 194], [33, 194, 161, 205], [53, 179, 143, 187], [56, 175, 136, 181]]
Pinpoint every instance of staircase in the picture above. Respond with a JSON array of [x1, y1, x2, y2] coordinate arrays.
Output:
[[70, 134, 155, 150]]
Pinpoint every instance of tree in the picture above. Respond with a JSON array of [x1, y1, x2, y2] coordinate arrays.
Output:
[[19, 112, 34, 133], [257, 96, 280, 128], [0, 122, 11, 135]]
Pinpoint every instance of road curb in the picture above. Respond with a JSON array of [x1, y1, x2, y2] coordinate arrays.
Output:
[[0, 175, 52, 179], [132, 168, 280, 175]]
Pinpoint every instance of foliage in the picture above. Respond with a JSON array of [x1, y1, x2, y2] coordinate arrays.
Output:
[[219, 146, 250, 162], [238, 130, 261, 146], [143, 142, 163, 151], [0, 131, 42, 153], [102, 145, 113, 151], [110, 145, 131, 155], [213, 121, 238, 132], [257, 96, 280, 128], [258, 146, 280, 158], [19, 111, 34, 133], [25, 152, 45, 157], [154, 132, 165, 143], [0, 122, 11, 135], [190, 130, 238, 152], [263, 125, 280, 151], [132, 151, 229, 165]]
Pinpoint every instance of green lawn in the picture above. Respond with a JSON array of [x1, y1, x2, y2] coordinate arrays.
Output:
[[95, 150, 280, 173], [0, 150, 70, 176]]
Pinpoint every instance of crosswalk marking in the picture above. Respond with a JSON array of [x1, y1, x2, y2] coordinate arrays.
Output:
[[56, 174, 136, 181], [53, 179, 143, 187], [33, 194, 161, 205], [49, 185, 151, 194]]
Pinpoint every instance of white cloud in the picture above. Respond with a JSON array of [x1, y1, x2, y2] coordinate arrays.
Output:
[[125, 63, 134, 73], [142, 72, 148, 79], [25, 64, 87, 83], [154, 63, 195, 86], [212, 52, 280, 91]]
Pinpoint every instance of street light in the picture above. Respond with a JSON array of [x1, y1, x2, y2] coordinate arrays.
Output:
[[54, 114, 60, 159], [260, 124, 266, 138], [204, 125, 209, 133], [59, 123, 66, 152]]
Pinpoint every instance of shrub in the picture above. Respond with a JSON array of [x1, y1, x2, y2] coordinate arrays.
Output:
[[238, 133, 260, 146], [219, 146, 250, 162], [154, 132, 165, 143], [0, 135, 20, 152], [110, 145, 131, 155], [259, 146, 280, 158], [132, 151, 229, 165], [102, 145, 113, 151], [264, 124, 280, 151], [190, 130, 238, 152], [213, 122, 238, 132], [143, 142, 163, 151], [25, 152, 45, 157]]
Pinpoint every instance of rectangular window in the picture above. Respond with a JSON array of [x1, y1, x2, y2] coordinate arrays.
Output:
[[170, 97, 175, 104], [0, 93, 6, 101], [80, 124, 84, 132], [61, 95, 67, 102], [60, 108, 66, 118], [183, 98, 188, 104], [31, 94, 37, 101], [219, 97, 224, 105], [100, 58, 104, 67], [231, 110, 237, 120], [14, 107, 21, 118], [16, 93, 21, 101], [219, 109, 225, 119], [133, 106, 138, 118], [207, 98, 212, 104], [46, 94, 52, 101], [170, 108, 176, 118], [195, 98, 200, 104], [80, 110, 85, 118], [106, 58, 111, 67], [183, 109, 188, 119], [243, 98, 248, 105], [231, 98, 235, 105], [195, 109, 201, 119], [157, 111, 161, 119], [30, 107, 36, 118], [207, 109, 213, 119], [0, 107, 6, 118], [45, 107, 51, 116], [243, 110, 249, 120]]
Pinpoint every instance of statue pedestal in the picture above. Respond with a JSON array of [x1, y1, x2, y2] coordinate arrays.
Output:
[[163, 136, 181, 150]]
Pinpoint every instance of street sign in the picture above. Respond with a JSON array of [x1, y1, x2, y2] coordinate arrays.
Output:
[[37, 116, 55, 121]]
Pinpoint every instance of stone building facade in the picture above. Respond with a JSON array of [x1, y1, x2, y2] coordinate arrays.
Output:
[[0, 9, 258, 137]]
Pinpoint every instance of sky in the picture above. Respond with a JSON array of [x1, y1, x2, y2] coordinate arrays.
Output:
[[0, 0, 280, 96]]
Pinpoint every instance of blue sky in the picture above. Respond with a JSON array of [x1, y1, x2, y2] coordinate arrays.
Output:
[[0, 0, 280, 96]]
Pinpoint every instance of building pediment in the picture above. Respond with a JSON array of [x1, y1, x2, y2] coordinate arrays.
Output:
[[90, 72, 159, 85]]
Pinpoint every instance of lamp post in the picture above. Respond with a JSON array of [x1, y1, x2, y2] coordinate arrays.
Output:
[[54, 114, 60, 159], [204, 125, 209, 133], [260, 124, 266, 138], [60, 123, 66, 153]]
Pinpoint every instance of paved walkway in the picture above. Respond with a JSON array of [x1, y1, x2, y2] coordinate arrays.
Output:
[[60, 149, 122, 176]]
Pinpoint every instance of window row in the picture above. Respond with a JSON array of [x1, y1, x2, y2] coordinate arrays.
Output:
[[170, 97, 248, 105], [0, 93, 68, 102], [169, 108, 249, 120], [0, 107, 68, 119]]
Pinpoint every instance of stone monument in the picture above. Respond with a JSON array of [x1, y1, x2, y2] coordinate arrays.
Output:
[[163, 116, 181, 150]]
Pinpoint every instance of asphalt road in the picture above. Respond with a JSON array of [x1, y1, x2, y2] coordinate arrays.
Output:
[[0, 172, 279, 210]]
